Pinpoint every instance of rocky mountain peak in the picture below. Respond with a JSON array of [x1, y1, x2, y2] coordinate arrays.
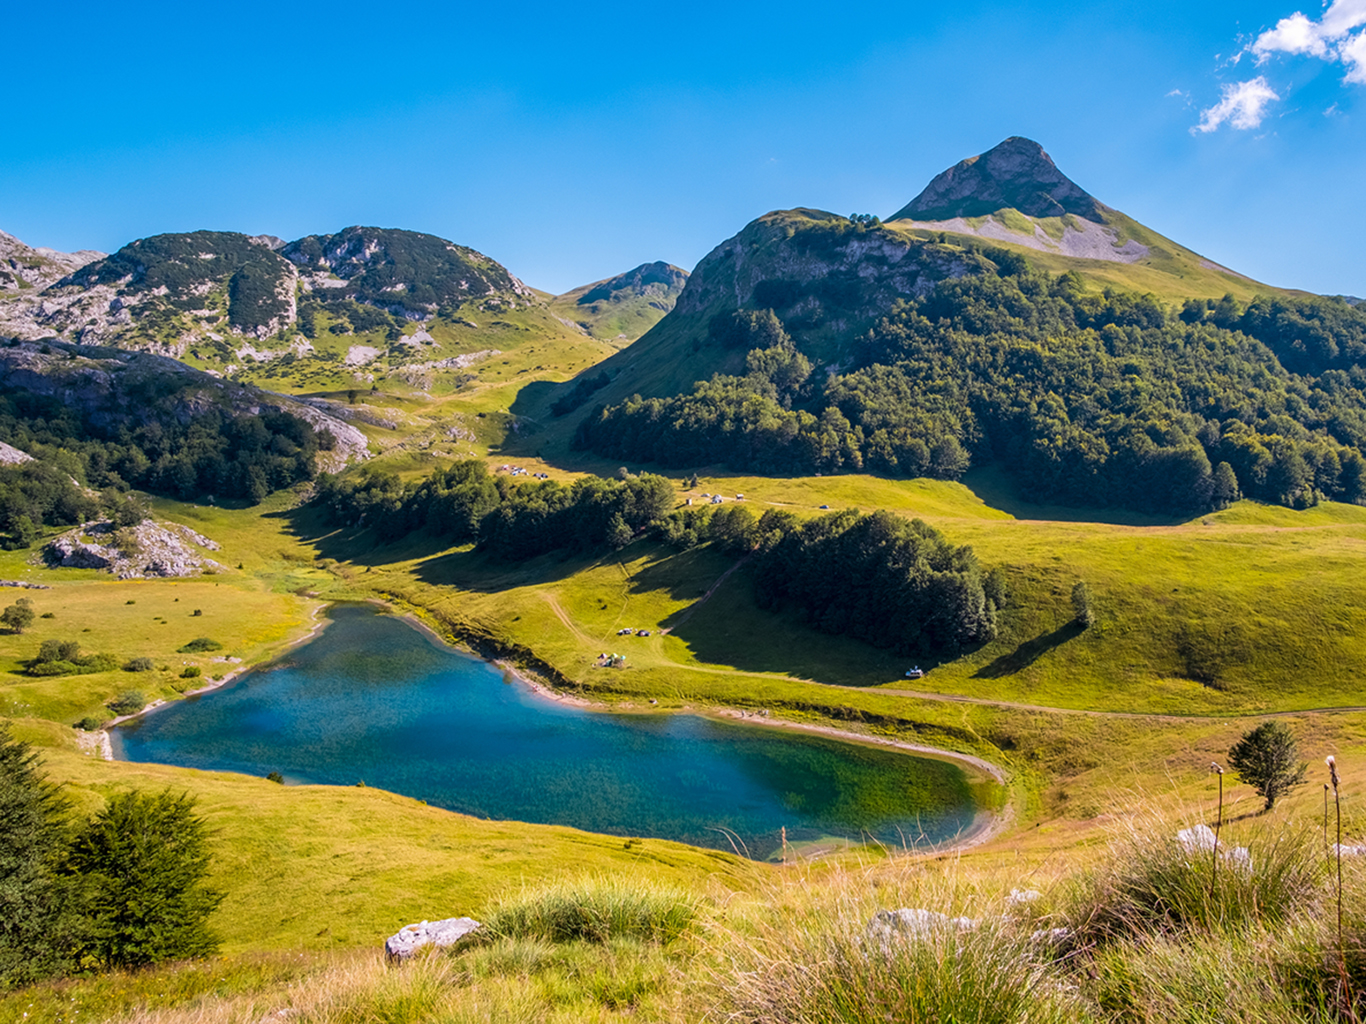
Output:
[[576, 262, 688, 305], [890, 137, 1104, 223]]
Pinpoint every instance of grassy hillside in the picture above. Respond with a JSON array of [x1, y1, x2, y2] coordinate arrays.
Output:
[[547, 262, 689, 343]]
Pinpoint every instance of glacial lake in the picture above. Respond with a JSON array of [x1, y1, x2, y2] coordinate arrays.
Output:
[[113, 604, 983, 860]]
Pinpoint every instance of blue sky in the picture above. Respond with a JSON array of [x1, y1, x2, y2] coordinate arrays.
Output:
[[3, 0, 1363, 295]]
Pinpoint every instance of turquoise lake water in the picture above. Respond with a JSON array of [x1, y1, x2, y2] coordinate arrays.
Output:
[[113, 604, 978, 860]]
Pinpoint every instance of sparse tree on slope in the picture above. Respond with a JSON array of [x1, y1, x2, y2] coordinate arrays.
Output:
[[1228, 721, 1307, 811], [67, 790, 223, 969]]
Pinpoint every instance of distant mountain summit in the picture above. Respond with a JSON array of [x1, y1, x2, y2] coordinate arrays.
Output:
[[575, 262, 688, 307], [0, 230, 105, 292], [549, 261, 689, 341], [281, 226, 533, 316], [0, 226, 535, 357], [891, 137, 1103, 222], [884, 136, 1187, 265]]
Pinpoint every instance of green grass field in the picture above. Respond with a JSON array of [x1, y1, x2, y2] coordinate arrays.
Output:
[[7, 276, 1366, 1019]]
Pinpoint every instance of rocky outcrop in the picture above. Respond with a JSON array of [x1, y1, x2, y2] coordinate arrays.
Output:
[[866, 908, 978, 945], [45, 519, 225, 579], [384, 917, 482, 962], [0, 230, 105, 293], [892, 137, 1104, 223], [0, 441, 34, 465]]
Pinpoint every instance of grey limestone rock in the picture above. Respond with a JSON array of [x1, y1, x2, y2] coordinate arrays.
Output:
[[384, 916, 482, 962]]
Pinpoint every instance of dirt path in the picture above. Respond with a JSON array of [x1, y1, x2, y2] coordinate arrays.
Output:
[[542, 593, 594, 645], [660, 555, 750, 635]]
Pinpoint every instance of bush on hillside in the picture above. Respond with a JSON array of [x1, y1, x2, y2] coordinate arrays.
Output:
[[178, 638, 222, 653], [1066, 820, 1319, 944], [719, 902, 1083, 1024], [26, 640, 117, 677], [106, 692, 146, 716]]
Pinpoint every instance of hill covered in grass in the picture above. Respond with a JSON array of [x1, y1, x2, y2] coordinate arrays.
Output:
[[548, 261, 689, 342]]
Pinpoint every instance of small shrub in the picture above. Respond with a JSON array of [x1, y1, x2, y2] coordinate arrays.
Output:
[[192, 609, 202, 617], [125, 600, 136, 605], [80, 653, 119, 673], [74, 715, 108, 731], [266, 771, 283, 784], [106, 691, 146, 716], [178, 638, 223, 653], [486, 877, 698, 944], [123, 657, 155, 672], [29, 660, 79, 677], [180, 666, 202, 679], [40, 612, 54, 619]]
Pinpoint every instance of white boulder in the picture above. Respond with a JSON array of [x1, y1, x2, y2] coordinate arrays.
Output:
[[384, 916, 481, 962]]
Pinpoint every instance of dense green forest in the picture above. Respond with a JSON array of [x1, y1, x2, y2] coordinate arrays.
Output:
[[574, 268, 1366, 513], [315, 461, 995, 653], [314, 462, 675, 561], [0, 391, 327, 524], [752, 508, 998, 653]]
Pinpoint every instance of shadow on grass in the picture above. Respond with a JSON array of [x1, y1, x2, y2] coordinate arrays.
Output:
[[657, 564, 946, 689], [961, 465, 1189, 527], [972, 621, 1084, 678]]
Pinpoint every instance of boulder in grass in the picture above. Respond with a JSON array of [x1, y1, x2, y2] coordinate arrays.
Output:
[[867, 908, 977, 947], [384, 916, 481, 962]]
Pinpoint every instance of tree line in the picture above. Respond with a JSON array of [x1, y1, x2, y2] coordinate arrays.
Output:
[[313, 461, 676, 562], [0, 390, 328, 512], [572, 267, 1366, 514], [317, 460, 998, 653]]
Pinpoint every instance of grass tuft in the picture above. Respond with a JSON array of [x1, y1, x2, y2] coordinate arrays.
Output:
[[484, 876, 700, 945], [1068, 817, 1320, 943]]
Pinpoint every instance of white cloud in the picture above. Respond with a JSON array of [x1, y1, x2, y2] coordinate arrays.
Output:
[[1255, 12, 1330, 56], [1341, 28, 1366, 81], [1194, 76, 1280, 132], [1252, 0, 1366, 80]]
